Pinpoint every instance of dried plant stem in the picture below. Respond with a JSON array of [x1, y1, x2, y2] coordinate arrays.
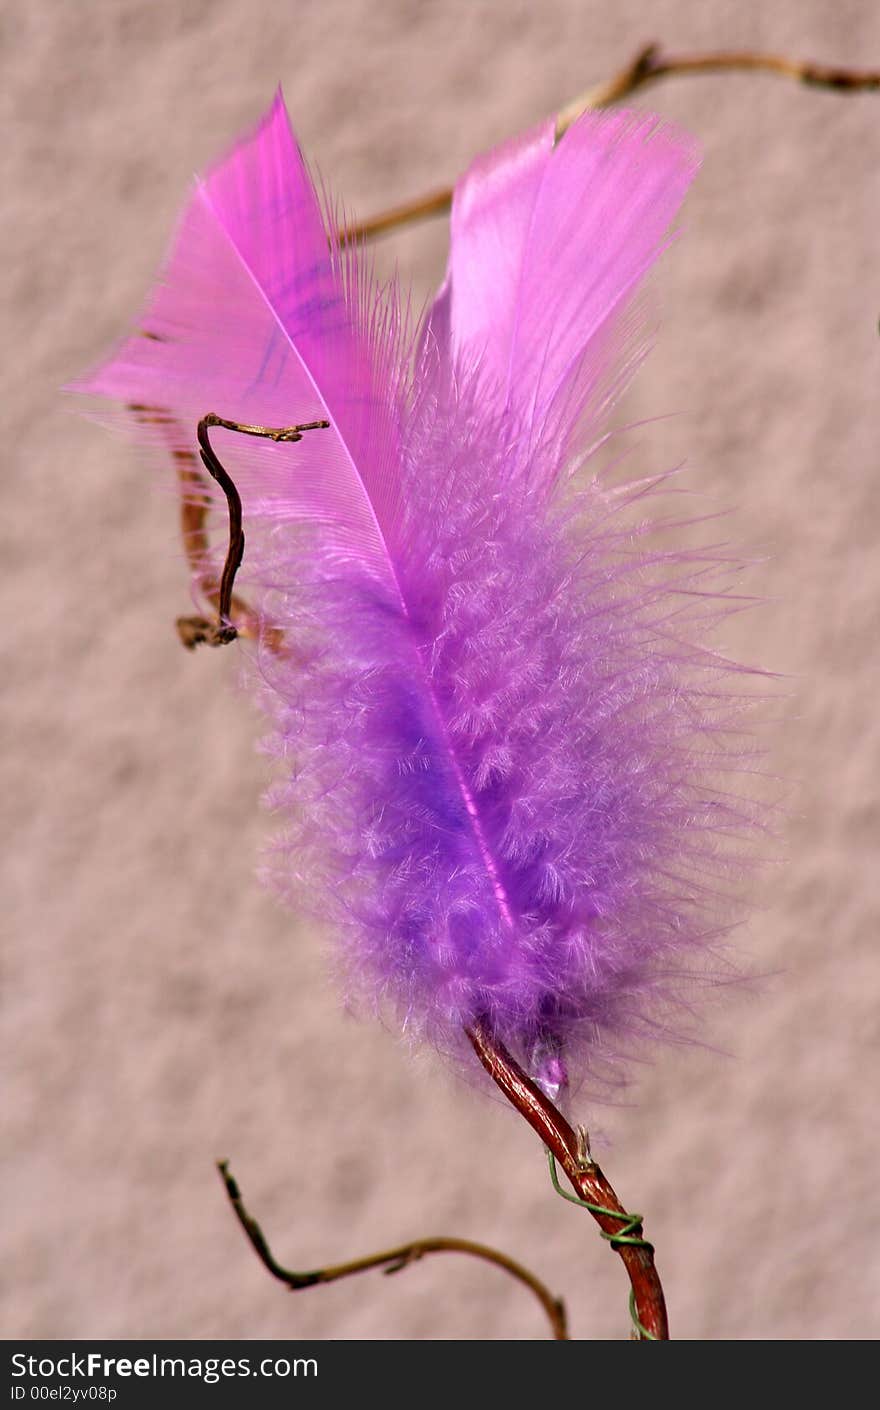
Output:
[[128, 401, 285, 651], [131, 402, 329, 653], [555, 42, 880, 133], [341, 42, 880, 245], [467, 1022, 668, 1341], [183, 413, 329, 647], [217, 1160, 568, 1339]]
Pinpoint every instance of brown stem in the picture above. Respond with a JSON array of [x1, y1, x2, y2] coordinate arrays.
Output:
[[340, 42, 880, 245], [339, 185, 453, 246], [130, 400, 329, 653], [217, 1159, 568, 1340], [467, 1022, 668, 1341], [556, 43, 880, 133], [128, 400, 286, 652], [190, 415, 246, 645], [190, 414, 329, 648]]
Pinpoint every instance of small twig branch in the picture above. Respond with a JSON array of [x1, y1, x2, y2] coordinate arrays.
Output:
[[130, 402, 329, 652], [128, 400, 286, 651], [341, 42, 880, 245], [184, 414, 329, 648], [555, 42, 880, 133], [217, 1159, 568, 1340], [467, 1022, 668, 1341]]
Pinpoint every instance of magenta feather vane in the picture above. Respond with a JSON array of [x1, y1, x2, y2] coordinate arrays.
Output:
[[72, 93, 761, 1098]]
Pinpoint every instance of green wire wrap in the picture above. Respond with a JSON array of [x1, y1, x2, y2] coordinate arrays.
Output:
[[546, 1149, 658, 1340]]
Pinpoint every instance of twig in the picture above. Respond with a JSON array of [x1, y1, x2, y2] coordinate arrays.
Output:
[[128, 400, 286, 651], [339, 186, 453, 246], [555, 42, 880, 133], [130, 401, 329, 653], [467, 1021, 668, 1341], [217, 1159, 568, 1340], [184, 414, 329, 648], [340, 42, 880, 245]]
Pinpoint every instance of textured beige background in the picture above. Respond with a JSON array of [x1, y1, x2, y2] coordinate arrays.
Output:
[[4, 0, 879, 1341]]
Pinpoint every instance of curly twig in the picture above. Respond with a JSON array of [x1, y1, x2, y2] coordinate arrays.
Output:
[[128, 401, 287, 651], [217, 1160, 568, 1340]]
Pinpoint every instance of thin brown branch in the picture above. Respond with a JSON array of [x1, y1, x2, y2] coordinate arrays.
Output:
[[128, 400, 286, 652], [556, 43, 880, 134], [174, 431, 281, 651], [340, 185, 453, 246], [187, 414, 329, 649], [188, 415, 246, 646], [340, 42, 880, 245], [217, 1159, 568, 1340], [130, 400, 331, 653], [467, 1022, 668, 1341]]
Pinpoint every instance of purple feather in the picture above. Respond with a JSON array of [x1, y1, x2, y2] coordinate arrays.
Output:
[[71, 94, 762, 1097]]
